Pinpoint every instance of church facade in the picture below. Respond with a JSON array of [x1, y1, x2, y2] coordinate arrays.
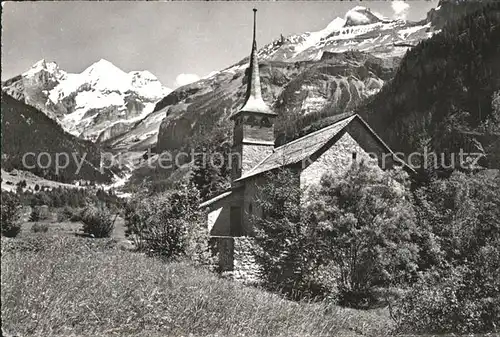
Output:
[[201, 9, 405, 241]]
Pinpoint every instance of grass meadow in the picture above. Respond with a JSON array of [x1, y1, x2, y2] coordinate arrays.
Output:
[[1, 222, 394, 337]]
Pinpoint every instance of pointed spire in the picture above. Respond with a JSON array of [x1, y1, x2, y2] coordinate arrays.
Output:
[[231, 8, 276, 119], [245, 8, 262, 103]]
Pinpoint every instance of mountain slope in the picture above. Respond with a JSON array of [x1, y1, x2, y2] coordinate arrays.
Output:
[[2, 59, 171, 142], [357, 3, 500, 169], [426, 0, 490, 30], [1, 93, 114, 183], [113, 6, 434, 156], [152, 51, 397, 155], [257, 6, 433, 62]]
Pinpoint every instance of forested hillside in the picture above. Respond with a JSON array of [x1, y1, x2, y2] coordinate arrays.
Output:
[[1, 93, 114, 183], [128, 2, 500, 192], [358, 3, 500, 168]]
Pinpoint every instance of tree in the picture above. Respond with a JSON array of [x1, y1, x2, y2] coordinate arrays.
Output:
[[81, 203, 115, 238], [1, 192, 22, 237], [252, 168, 327, 300], [357, 4, 500, 161], [125, 181, 212, 266], [190, 125, 231, 200], [413, 170, 500, 267], [306, 163, 419, 306], [395, 170, 500, 334], [252, 164, 419, 304]]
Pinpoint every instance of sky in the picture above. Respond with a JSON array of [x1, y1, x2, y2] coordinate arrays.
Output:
[[2, 1, 438, 89]]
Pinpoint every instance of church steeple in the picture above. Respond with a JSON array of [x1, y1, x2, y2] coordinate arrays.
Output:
[[231, 8, 276, 119], [230, 8, 277, 182]]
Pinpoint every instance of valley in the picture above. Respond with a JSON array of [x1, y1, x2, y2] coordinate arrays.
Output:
[[2, 2, 500, 336], [2, 2, 499, 192]]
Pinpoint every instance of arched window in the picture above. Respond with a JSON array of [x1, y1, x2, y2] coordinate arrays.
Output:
[[261, 117, 272, 127], [246, 115, 257, 126]]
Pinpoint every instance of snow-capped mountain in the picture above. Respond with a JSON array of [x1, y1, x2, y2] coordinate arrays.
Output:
[[257, 6, 434, 62], [2, 59, 171, 142], [112, 6, 436, 153]]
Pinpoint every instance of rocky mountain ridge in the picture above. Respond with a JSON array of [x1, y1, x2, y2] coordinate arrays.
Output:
[[6, 3, 486, 189], [256, 6, 433, 63], [2, 59, 171, 142], [103, 6, 436, 158], [359, 2, 500, 170], [146, 6, 435, 156]]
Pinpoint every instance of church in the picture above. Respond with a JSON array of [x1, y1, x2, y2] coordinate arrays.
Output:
[[201, 9, 406, 240]]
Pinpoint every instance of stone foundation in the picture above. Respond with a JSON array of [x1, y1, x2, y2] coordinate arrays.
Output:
[[209, 236, 261, 284]]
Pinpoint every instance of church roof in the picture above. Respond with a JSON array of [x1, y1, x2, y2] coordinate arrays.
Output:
[[230, 9, 277, 119], [234, 114, 413, 182], [199, 190, 232, 208], [234, 115, 357, 182], [200, 114, 414, 207]]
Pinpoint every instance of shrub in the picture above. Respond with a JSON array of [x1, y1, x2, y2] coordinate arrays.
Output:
[[253, 164, 419, 305], [57, 206, 82, 222], [252, 168, 331, 300], [126, 182, 212, 265], [253, 169, 347, 300], [1, 192, 22, 237], [124, 196, 144, 237], [69, 208, 83, 222], [31, 223, 49, 233], [254, 164, 419, 306], [396, 170, 500, 334], [413, 170, 500, 269], [306, 163, 419, 307], [396, 262, 500, 333], [30, 205, 51, 222], [81, 204, 115, 238], [56, 207, 69, 222]]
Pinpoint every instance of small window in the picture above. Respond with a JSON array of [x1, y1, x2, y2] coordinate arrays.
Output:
[[246, 115, 257, 126], [352, 152, 357, 161], [248, 202, 253, 214], [261, 117, 272, 127]]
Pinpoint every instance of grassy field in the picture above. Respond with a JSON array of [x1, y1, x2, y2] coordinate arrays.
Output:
[[1, 225, 394, 337]]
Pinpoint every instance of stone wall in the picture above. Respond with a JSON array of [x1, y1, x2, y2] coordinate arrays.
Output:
[[241, 176, 267, 236], [210, 236, 261, 284], [346, 118, 396, 170], [300, 123, 385, 190], [232, 236, 261, 283]]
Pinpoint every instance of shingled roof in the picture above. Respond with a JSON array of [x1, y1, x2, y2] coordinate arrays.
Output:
[[234, 115, 357, 182], [200, 113, 414, 208]]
